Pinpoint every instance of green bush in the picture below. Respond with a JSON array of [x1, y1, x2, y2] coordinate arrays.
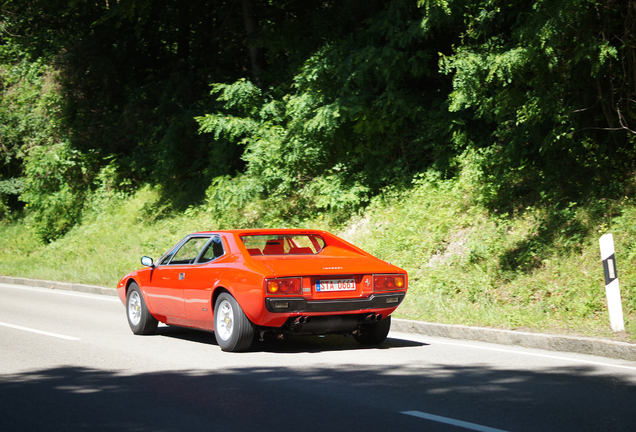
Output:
[[20, 143, 93, 242]]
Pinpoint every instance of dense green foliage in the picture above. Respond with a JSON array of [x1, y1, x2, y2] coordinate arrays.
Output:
[[1, 0, 634, 236], [444, 0, 636, 211], [1, 0, 636, 336]]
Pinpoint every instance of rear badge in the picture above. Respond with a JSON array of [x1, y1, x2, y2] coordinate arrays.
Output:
[[365, 278, 371, 288]]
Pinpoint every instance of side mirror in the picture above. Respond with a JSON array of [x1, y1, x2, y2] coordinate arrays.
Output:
[[141, 256, 155, 268]]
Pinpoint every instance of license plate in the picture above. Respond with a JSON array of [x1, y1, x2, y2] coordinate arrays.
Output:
[[315, 278, 356, 292]]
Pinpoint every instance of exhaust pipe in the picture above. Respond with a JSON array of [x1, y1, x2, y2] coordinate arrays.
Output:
[[294, 316, 308, 326], [365, 313, 383, 323]]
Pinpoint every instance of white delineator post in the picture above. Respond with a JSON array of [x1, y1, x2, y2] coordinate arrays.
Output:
[[599, 233, 625, 332]]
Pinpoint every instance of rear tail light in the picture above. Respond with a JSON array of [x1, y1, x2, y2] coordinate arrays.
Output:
[[373, 274, 406, 292], [266, 277, 302, 295]]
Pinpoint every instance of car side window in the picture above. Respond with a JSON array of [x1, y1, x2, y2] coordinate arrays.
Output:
[[168, 237, 210, 265], [198, 235, 224, 263], [159, 249, 177, 266]]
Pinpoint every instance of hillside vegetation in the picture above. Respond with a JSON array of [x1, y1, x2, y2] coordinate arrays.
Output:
[[1, 1, 635, 340], [2, 161, 636, 340]]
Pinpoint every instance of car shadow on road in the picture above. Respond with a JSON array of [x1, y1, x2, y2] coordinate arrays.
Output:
[[154, 324, 427, 353], [250, 334, 427, 353]]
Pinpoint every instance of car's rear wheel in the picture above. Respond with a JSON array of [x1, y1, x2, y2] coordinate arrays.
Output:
[[126, 283, 158, 335], [214, 293, 254, 352], [353, 315, 391, 345]]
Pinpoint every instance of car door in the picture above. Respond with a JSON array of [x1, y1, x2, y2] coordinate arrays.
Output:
[[183, 235, 226, 328], [144, 236, 211, 318]]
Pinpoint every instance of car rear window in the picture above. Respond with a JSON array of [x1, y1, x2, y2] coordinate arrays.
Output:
[[240, 234, 326, 256]]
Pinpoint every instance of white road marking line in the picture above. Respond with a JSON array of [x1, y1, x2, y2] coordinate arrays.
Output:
[[0, 321, 80, 341], [393, 333, 636, 372], [0, 283, 120, 302], [401, 411, 509, 432]]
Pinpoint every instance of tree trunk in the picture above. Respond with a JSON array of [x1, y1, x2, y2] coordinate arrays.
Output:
[[241, 0, 262, 87]]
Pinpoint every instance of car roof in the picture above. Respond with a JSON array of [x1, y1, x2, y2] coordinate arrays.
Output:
[[191, 229, 329, 236]]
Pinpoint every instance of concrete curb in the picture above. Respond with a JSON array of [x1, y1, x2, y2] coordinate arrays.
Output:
[[392, 319, 636, 362], [0, 275, 118, 297], [3, 275, 635, 362]]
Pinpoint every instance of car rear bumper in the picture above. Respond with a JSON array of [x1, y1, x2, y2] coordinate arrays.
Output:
[[265, 292, 406, 313]]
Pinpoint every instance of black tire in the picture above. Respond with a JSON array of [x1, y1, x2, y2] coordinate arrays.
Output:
[[353, 316, 391, 345], [214, 293, 254, 352], [126, 283, 158, 335]]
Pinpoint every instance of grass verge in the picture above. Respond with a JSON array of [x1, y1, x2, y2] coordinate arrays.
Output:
[[1, 174, 634, 342]]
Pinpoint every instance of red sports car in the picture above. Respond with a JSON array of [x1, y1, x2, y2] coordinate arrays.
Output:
[[117, 229, 408, 352]]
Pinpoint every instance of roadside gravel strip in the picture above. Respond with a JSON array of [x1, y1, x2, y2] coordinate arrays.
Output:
[[3, 275, 635, 361]]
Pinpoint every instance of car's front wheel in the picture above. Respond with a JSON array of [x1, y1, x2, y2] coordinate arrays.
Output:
[[214, 293, 254, 352], [354, 316, 391, 345], [126, 283, 158, 335]]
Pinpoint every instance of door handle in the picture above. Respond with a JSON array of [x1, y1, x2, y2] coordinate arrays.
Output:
[[179, 273, 185, 280]]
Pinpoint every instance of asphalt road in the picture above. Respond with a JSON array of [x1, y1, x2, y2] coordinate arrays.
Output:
[[2, 282, 636, 432]]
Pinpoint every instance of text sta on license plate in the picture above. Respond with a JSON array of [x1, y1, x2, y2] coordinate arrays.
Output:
[[316, 279, 356, 292]]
